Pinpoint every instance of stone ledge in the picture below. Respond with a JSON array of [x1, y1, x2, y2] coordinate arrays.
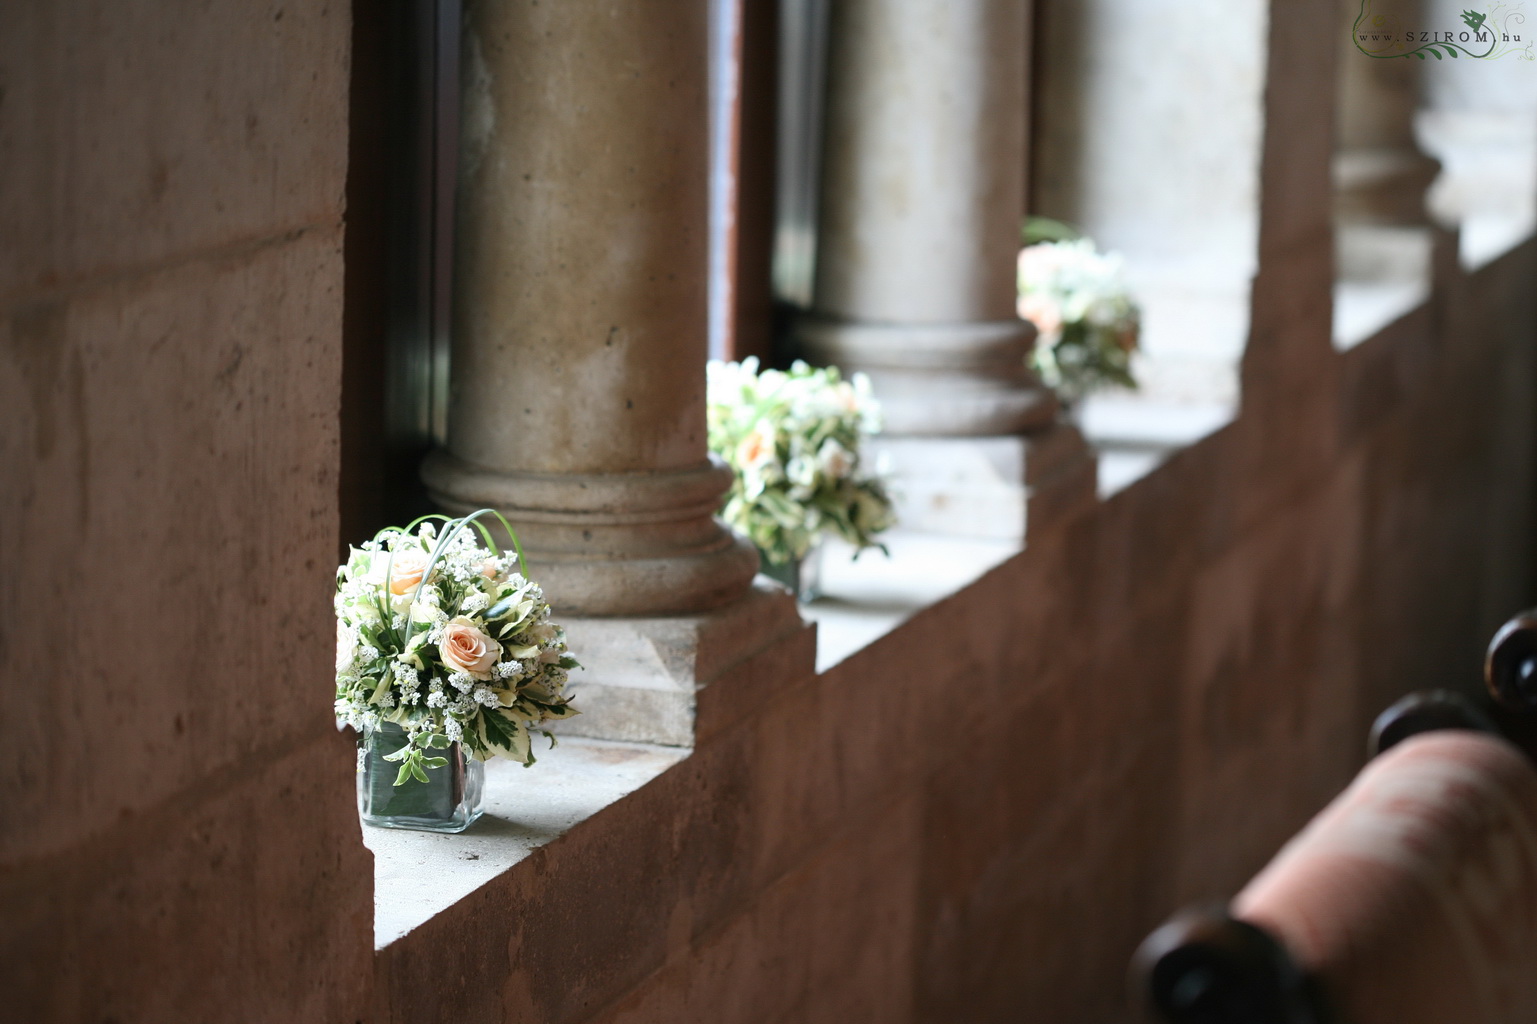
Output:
[[553, 581, 807, 747], [366, 735, 687, 948], [804, 532, 1020, 672]]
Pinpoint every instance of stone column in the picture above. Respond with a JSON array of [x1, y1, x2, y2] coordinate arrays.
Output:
[[422, 1, 808, 745], [422, 0, 759, 618], [1032, 0, 1270, 409], [795, 0, 1093, 541], [1336, 0, 1441, 226], [1333, 0, 1446, 339]]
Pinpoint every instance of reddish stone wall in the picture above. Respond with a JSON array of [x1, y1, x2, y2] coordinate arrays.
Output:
[[374, 229, 1535, 1024], [0, 3, 372, 1020], [3, 2, 1534, 1023]]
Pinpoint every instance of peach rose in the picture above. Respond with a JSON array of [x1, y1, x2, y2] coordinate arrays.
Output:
[[387, 548, 431, 596], [439, 616, 499, 679], [1017, 293, 1063, 342]]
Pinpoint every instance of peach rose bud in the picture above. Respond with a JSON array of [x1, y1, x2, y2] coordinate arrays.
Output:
[[388, 548, 432, 596], [439, 616, 499, 679]]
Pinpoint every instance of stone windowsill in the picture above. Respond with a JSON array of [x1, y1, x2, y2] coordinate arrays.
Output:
[[366, 735, 687, 947], [363, 163, 1531, 952], [365, 526, 1023, 948]]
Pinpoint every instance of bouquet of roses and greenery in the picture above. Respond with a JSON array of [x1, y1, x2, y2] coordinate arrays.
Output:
[[707, 357, 895, 568], [1017, 218, 1140, 403], [334, 509, 577, 786]]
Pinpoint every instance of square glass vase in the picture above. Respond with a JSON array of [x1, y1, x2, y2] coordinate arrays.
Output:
[[758, 542, 824, 603], [357, 721, 484, 833]]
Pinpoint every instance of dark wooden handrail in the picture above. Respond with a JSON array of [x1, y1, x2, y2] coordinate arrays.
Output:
[[1131, 609, 1537, 1024]]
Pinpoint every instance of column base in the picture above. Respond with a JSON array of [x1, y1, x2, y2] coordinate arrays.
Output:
[[873, 424, 1098, 543], [422, 450, 760, 617], [551, 581, 809, 746], [1334, 146, 1442, 227], [793, 315, 1059, 435]]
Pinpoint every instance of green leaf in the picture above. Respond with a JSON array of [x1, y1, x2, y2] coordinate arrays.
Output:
[[422, 756, 449, 769], [410, 761, 430, 784], [394, 762, 415, 786]]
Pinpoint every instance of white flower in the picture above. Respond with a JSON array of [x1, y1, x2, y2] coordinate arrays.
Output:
[[378, 546, 432, 597], [786, 454, 817, 490], [816, 439, 854, 480], [336, 624, 358, 673]]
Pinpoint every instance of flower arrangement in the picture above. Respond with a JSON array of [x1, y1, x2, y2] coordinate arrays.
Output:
[[706, 357, 895, 569], [1016, 218, 1140, 403], [335, 509, 578, 787]]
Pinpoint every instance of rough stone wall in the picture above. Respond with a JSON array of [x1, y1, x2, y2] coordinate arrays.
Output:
[[0, 3, 371, 1021], [2, 1, 1533, 1022]]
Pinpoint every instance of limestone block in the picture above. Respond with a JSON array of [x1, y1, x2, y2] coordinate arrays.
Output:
[[0, 229, 345, 864], [0, 733, 372, 1023], [585, 796, 922, 1024], [0, 0, 349, 300]]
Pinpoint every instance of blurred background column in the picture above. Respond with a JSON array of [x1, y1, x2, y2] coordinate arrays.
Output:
[[1335, 0, 1441, 227], [1331, 0, 1448, 348], [794, 0, 1094, 542]]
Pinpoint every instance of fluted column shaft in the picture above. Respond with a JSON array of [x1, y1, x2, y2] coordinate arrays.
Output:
[[424, 0, 756, 616], [796, 0, 1056, 437]]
